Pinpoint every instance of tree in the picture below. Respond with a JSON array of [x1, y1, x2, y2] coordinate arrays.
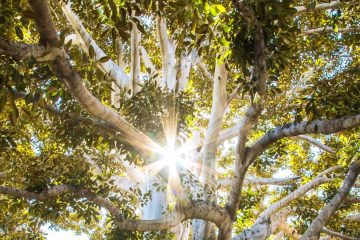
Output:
[[0, 0, 359, 239]]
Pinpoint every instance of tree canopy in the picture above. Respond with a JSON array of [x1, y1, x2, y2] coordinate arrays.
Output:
[[0, 0, 359, 239]]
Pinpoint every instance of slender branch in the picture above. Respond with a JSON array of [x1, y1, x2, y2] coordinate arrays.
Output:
[[301, 160, 360, 239], [235, 166, 339, 240], [226, 84, 241, 107], [321, 228, 359, 240], [344, 214, 360, 222], [219, 176, 300, 188], [302, 27, 360, 35], [225, 105, 262, 219], [178, 49, 197, 91], [60, 1, 130, 89], [255, 176, 334, 224], [294, 1, 341, 13], [193, 61, 228, 240], [111, 36, 124, 108], [293, 135, 336, 154]]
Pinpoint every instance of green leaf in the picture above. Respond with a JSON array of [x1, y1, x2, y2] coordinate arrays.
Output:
[[65, 39, 72, 49], [219, 37, 229, 47], [56, 34, 65, 48], [15, 26, 24, 40], [89, 45, 95, 58], [98, 56, 111, 63], [209, 6, 218, 17], [215, 5, 226, 13]]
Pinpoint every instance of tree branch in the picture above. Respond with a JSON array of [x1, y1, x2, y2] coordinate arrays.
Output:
[[26, 0, 160, 156], [235, 166, 339, 240], [302, 27, 360, 35], [294, 1, 341, 13], [278, 222, 301, 240], [178, 49, 197, 91], [0, 37, 61, 61], [155, 15, 176, 90], [201, 62, 228, 183], [247, 114, 360, 165], [344, 214, 360, 222], [301, 160, 360, 239], [343, 196, 360, 204], [194, 61, 228, 239], [0, 184, 230, 232], [0, 184, 124, 220], [321, 227, 359, 240], [197, 61, 213, 81], [255, 176, 334, 224], [130, 11, 141, 93], [60, 1, 130, 89], [219, 176, 300, 188], [225, 2, 268, 228], [293, 135, 335, 154]]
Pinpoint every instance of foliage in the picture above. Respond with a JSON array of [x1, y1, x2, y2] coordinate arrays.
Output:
[[0, 0, 359, 239]]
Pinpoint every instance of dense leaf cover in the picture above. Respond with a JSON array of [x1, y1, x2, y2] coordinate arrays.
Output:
[[0, 0, 359, 239]]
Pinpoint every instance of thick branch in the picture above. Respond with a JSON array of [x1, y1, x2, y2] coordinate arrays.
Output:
[[184, 201, 231, 233], [27, 0, 160, 155], [248, 114, 360, 164], [226, 105, 262, 219], [0, 38, 46, 61], [301, 160, 360, 239]]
